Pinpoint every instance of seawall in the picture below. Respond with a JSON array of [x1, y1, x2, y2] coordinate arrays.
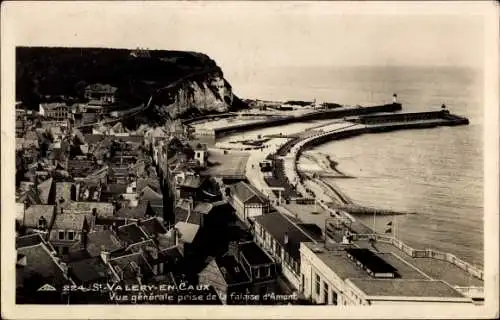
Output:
[[213, 103, 403, 138], [299, 110, 470, 152]]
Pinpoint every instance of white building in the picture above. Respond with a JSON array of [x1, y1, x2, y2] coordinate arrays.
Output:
[[227, 181, 270, 224], [299, 242, 473, 306], [253, 212, 323, 290]]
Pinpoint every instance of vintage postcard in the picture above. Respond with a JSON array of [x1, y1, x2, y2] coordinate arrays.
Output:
[[1, 1, 498, 319]]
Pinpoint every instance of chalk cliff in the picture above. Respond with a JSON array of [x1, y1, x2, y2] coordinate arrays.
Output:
[[16, 47, 247, 124]]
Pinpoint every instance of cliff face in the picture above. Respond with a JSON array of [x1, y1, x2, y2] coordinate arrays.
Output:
[[152, 73, 234, 119], [16, 47, 247, 122]]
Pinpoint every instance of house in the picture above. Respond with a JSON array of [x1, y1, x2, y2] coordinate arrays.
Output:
[[83, 229, 124, 258], [55, 182, 76, 209], [48, 213, 94, 256], [253, 212, 323, 290], [37, 177, 54, 205], [116, 222, 150, 245], [20, 204, 56, 234], [67, 159, 102, 181], [174, 221, 201, 258], [146, 199, 164, 219], [173, 199, 203, 226], [67, 201, 114, 218], [23, 130, 39, 149], [139, 185, 163, 202], [115, 202, 153, 220], [16, 187, 42, 207], [174, 173, 208, 201], [68, 256, 109, 286], [75, 181, 102, 201], [140, 217, 168, 239], [16, 240, 73, 304], [227, 182, 270, 224], [198, 255, 251, 304], [299, 242, 472, 306], [234, 241, 279, 295], [193, 143, 208, 168], [105, 250, 154, 284], [39, 102, 69, 121], [16, 233, 47, 249], [84, 83, 118, 106]]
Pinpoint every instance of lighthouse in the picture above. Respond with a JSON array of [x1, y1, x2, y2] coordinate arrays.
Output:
[[392, 93, 398, 104]]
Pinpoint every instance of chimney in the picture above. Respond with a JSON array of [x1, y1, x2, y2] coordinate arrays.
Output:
[[284, 232, 289, 245], [101, 250, 110, 264], [81, 229, 88, 251], [172, 227, 179, 246]]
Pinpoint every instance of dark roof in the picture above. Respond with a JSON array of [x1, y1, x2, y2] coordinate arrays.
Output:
[[23, 205, 55, 229], [239, 241, 274, 266], [254, 212, 321, 260], [83, 134, 106, 146], [95, 216, 128, 228], [215, 255, 250, 286], [139, 186, 163, 201], [297, 223, 323, 240], [229, 182, 267, 205], [37, 178, 53, 204], [69, 257, 108, 283], [17, 190, 42, 207], [116, 203, 150, 219], [174, 204, 201, 225], [110, 252, 153, 280], [117, 223, 149, 244], [137, 177, 161, 193], [81, 113, 98, 124], [52, 213, 89, 231], [345, 248, 398, 274], [147, 199, 164, 217], [16, 233, 45, 249], [17, 243, 68, 289], [67, 159, 100, 178], [104, 183, 127, 195], [86, 230, 124, 257], [140, 217, 167, 237], [159, 246, 183, 262]]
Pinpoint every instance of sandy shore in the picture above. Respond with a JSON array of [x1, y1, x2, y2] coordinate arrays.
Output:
[[301, 151, 413, 216]]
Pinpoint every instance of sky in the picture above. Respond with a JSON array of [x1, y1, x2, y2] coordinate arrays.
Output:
[[3, 1, 489, 81]]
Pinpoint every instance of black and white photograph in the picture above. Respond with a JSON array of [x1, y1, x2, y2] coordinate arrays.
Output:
[[1, 1, 498, 319]]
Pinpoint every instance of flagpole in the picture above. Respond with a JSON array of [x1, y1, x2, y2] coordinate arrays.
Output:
[[373, 211, 376, 234]]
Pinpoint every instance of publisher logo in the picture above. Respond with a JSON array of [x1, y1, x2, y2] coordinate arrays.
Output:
[[37, 284, 57, 292]]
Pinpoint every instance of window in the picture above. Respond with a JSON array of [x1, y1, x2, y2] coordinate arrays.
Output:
[[255, 267, 260, 279], [323, 282, 329, 304], [38, 217, 47, 229], [58, 231, 65, 240], [332, 291, 338, 305], [62, 247, 69, 255], [67, 231, 74, 241], [315, 274, 321, 296], [266, 266, 271, 277]]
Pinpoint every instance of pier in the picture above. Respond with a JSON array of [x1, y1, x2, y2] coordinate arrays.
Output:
[[189, 102, 403, 138]]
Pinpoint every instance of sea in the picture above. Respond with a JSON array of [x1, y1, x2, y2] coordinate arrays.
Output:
[[227, 65, 484, 266]]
